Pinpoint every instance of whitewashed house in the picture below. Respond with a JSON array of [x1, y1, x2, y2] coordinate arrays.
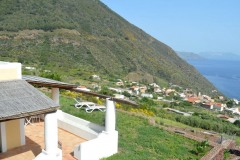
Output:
[[141, 93, 153, 99]]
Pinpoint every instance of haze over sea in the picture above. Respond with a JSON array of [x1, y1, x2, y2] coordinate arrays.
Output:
[[188, 59, 240, 100]]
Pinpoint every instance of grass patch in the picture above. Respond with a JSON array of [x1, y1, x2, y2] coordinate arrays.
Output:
[[156, 117, 194, 128], [60, 95, 207, 159], [236, 137, 240, 146], [60, 96, 105, 125]]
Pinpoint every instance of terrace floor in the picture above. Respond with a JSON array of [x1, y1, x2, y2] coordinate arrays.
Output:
[[0, 122, 86, 160]]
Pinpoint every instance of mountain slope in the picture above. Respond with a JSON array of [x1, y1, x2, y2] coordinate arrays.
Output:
[[0, 0, 217, 94]]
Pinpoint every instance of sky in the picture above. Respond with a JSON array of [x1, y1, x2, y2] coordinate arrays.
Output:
[[100, 0, 240, 54]]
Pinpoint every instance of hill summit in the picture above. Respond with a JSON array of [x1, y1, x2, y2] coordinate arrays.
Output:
[[0, 0, 216, 94]]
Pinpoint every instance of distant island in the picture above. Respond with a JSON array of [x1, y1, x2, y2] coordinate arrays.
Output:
[[176, 51, 205, 61], [177, 51, 240, 61], [198, 52, 240, 61]]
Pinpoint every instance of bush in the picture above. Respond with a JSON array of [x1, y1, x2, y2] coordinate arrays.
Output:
[[174, 114, 240, 136], [234, 120, 240, 127], [194, 140, 209, 156], [40, 72, 61, 81]]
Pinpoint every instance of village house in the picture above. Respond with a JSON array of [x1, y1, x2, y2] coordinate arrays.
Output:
[[91, 83, 101, 91], [165, 89, 175, 95], [139, 85, 147, 93], [109, 87, 122, 93], [233, 99, 239, 105], [186, 97, 201, 104], [76, 85, 91, 92], [25, 66, 36, 70], [141, 93, 153, 99], [91, 74, 101, 80], [218, 96, 225, 100], [179, 93, 186, 99], [225, 107, 240, 115], [149, 83, 158, 87], [108, 87, 133, 95], [212, 102, 226, 111], [116, 81, 124, 86], [200, 102, 226, 112], [201, 103, 213, 110], [202, 95, 214, 102], [153, 87, 162, 93], [115, 79, 124, 86], [148, 83, 161, 93], [130, 81, 139, 86], [113, 94, 125, 99], [130, 86, 140, 95]]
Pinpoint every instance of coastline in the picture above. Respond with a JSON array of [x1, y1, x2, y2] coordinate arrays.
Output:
[[187, 59, 240, 100]]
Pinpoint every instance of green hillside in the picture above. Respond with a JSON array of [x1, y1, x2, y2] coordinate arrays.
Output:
[[0, 0, 217, 94]]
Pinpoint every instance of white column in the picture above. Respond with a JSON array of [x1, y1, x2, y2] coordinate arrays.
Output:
[[35, 111, 62, 160], [105, 98, 116, 133], [51, 88, 59, 105], [44, 112, 58, 155], [15, 62, 22, 79], [0, 122, 7, 152], [19, 119, 25, 145]]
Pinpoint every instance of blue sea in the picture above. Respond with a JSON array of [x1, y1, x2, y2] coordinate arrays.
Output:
[[187, 59, 240, 100]]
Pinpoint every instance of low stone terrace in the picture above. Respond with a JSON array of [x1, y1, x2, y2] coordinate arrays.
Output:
[[0, 122, 86, 160]]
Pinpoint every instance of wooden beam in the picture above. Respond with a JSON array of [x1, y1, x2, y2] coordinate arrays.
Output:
[[25, 77, 139, 106], [70, 88, 139, 107]]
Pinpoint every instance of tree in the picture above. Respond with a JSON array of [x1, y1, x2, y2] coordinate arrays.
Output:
[[122, 91, 131, 98], [226, 100, 234, 108], [234, 120, 240, 127]]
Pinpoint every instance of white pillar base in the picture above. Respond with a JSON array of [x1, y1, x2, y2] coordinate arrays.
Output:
[[105, 98, 116, 133], [34, 148, 62, 160], [35, 112, 61, 160]]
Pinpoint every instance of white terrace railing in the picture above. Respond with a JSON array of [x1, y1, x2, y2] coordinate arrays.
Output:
[[57, 110, 118, 160], [57, 110, 104, 140]]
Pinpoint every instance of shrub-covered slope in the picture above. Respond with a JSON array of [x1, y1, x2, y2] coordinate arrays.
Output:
[[0, 0, 216, 94]]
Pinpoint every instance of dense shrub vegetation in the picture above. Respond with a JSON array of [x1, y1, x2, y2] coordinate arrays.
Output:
[[130, 97, 240, 136], [174, 115, 240, 136]]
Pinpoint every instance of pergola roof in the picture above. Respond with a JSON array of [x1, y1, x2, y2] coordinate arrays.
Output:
[[0, 80, 59, 122], [23, 75, 138, 106], [22, 75, 77, 89]]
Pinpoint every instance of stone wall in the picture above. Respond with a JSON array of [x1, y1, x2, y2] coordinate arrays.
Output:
[[201, 140, 236, 160]]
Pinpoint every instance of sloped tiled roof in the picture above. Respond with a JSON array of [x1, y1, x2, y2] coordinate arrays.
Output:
[[0, 79, 59, 121]]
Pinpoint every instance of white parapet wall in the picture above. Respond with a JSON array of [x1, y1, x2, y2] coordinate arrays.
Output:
[[74, 98, 118, 160], [57, 110, 118, 160], [57, 110, 104, 140], [74, 131, 118, 160]]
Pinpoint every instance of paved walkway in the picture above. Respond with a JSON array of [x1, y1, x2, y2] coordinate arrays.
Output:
[[0, 122, 86, 160]]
